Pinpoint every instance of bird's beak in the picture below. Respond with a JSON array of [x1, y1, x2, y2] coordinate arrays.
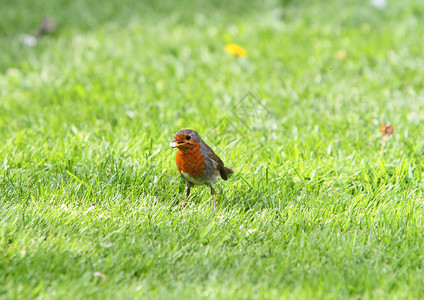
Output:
[[170, 139, 183, 148]]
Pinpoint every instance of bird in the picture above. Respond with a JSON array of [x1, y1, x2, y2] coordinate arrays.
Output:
[[170, 129, 234, 211]]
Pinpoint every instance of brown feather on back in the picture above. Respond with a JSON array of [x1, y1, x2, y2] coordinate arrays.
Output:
[[202, 142, 233, 181]]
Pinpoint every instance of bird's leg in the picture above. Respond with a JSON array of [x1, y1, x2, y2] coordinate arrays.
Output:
[[181, 183, 191, 211], [210, 186, 215, 211]]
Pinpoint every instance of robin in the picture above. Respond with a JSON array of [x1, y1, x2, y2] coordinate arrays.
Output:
[[170, 129, 234, 211]]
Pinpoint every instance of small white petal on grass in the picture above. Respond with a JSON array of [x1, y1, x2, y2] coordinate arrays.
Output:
[[19, 34, 37, 47], [93, 271, 107, 279], [84, 206, 96, 214], [371, 0, 386, 9]]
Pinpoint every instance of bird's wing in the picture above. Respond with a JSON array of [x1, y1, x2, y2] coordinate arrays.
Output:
[[203, 143, 230, 180]]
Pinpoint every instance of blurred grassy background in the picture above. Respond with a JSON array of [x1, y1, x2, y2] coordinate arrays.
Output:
[[1, 0, 424, 298]]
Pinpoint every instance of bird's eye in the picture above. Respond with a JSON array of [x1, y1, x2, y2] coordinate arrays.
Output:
[[186, 135, 191, 140]]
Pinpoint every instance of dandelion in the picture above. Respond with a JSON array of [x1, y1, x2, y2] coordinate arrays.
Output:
[[336, 50, 347, 60], [225, 43, 247, 57]]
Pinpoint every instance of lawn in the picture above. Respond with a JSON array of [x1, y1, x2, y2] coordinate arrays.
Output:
[[1, 0, 424, 298]]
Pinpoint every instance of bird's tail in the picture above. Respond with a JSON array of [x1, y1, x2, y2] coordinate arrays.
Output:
[[224, 167, 234, 178]]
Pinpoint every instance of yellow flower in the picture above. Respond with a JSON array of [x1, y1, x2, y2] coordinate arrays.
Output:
[[225, 43, 247, 57], [336, 50, 347, 60]]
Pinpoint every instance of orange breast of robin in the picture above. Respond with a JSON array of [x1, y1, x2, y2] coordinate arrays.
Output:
[[175, 144, 206, 179]]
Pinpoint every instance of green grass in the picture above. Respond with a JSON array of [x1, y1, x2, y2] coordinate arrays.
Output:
[[1, 0, 424, 298]]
